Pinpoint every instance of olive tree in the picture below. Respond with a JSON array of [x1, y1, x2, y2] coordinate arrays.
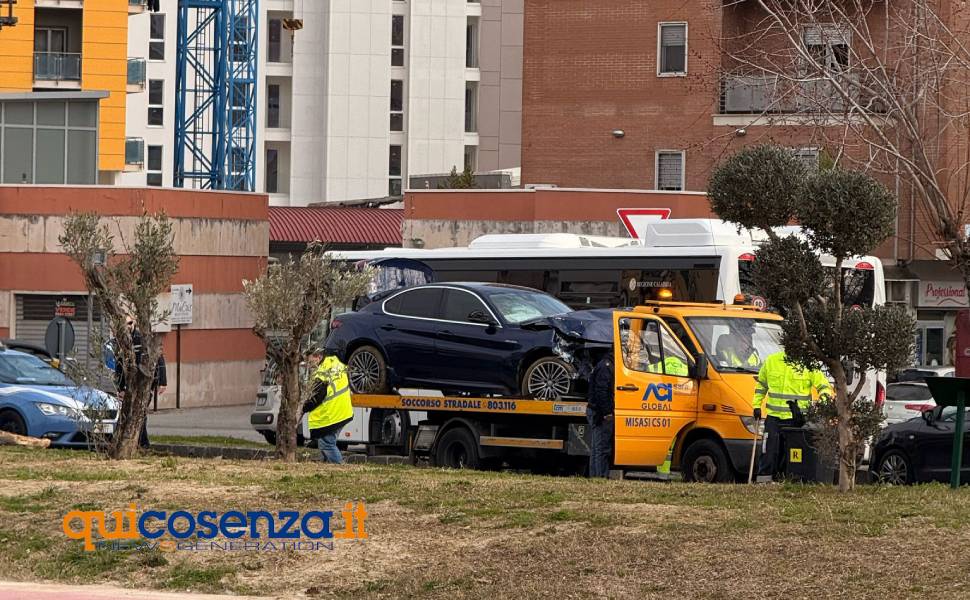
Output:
[[59, 212, 179, 460], [709, 145, 914, 491], [243, 244, 372, 462]]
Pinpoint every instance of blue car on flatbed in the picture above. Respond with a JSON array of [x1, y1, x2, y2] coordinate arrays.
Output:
[[0, 345, 118, 447]]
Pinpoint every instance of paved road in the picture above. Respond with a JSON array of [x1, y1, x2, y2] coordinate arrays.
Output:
[[0, 582, 268, 600], [147, 403, 267, 444]]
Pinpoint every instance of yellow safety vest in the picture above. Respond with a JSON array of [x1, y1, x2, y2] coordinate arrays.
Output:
[[308, 356, 354, 431], [647, 356, 690, 377], [752, 352, 831, 419], [722, 348, 760, 368]]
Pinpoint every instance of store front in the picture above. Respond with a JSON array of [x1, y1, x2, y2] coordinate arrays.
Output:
[[911, 263, 967, 367]]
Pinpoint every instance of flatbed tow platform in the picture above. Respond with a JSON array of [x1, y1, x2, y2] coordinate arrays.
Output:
[[352, 393, 591, 471]]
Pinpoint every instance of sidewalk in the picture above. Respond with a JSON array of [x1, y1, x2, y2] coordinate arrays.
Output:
[[0, 581, 270, 600], [147, 403, 265, 443]]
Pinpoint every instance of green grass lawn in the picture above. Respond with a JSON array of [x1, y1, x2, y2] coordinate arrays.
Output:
[[2, 446, 970, 598], [150, 435, 271, 449]]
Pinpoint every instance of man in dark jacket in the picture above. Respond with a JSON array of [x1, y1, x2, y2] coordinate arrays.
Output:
[[586, 351, 615, 478], [114, 317, 167, 449]]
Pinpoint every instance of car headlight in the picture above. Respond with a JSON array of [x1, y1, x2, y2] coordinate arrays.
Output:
[[35, 402, 74, 417], [739, 416, 761, 435]]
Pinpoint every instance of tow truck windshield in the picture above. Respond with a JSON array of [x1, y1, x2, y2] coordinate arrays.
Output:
[[686, 317, 783, 374]]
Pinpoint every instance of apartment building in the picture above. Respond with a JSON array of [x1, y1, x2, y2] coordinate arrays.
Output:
[[120, 0, 522, 206], [520, 0, 970, 368], [0, 0, 133, 184]]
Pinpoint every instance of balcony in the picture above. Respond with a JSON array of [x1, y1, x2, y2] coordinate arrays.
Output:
[[127, 57, 146, 92], [716, 72, 886, 126], [33, 52, 81, 84]]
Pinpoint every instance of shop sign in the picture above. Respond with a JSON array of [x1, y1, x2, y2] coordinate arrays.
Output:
[[919, 281, 969, 308]]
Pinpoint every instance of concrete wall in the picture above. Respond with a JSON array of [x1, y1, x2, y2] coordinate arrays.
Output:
[[477, 0, 522, 172], [402, 187, 712, 247], [0, 185, 269, 408]]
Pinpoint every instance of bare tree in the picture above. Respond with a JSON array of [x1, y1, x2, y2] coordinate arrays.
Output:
[[243, 245, 372, 462], [59, 213, 179, 460], [717, 0, 970, 281]]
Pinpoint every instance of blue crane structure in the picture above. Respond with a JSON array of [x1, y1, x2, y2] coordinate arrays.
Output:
[[173, 0, 258, 191]]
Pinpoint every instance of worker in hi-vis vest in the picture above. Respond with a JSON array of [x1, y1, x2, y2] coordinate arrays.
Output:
[[752, 351, 831, 481], [303, 348, 354, 464]]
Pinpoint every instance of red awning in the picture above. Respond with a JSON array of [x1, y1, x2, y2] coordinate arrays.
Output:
[[269, 207, 402, 245]]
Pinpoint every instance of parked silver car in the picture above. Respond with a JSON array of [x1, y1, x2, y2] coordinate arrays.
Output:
[[884, 382, 936, 425]]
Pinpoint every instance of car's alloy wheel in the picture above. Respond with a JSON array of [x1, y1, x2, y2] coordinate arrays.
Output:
[[525, 358, 572, 400], [347, 346, 388, 393], [877, 451, 910, 485]]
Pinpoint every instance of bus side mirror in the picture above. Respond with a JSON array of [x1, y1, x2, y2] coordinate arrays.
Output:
[[692, 355, 709, 380]]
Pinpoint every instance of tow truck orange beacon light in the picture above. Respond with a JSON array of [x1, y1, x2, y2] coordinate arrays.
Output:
[[657, 289, 674, 300]]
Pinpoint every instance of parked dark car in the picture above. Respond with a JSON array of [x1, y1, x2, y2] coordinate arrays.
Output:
[[325, 283, 580, 399], [872, 405, 970, 484]]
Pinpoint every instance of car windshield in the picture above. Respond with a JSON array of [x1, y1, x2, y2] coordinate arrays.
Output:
[[886, 384, 933, 402], [685, 317, 783, 374], [486, 289, 571, 325], [0, 352, 74, 386]]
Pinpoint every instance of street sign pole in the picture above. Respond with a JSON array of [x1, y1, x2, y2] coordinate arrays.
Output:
[[952, 390, 966, 490], [176, 324, 182, 409]]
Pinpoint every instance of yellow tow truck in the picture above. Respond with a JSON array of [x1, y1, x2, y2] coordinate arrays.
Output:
[[352, 301, 784, 482]]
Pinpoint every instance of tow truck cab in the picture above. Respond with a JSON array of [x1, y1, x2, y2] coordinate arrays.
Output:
[[611, 302, 782, 481]]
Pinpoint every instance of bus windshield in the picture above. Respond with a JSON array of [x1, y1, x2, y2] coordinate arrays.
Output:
[[685, 317, 783, 374]]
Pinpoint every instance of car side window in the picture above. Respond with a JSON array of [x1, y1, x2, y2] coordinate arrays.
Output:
[[441, 289, 490, 323], [662, 316, 697, 354], [384, 288, 443, 319]]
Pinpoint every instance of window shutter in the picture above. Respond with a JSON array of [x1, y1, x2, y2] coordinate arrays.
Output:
[[657, 152, 683, 190], [661, 24, 686, 46]]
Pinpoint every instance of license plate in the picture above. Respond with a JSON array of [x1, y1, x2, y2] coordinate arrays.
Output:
[[94, 423, 114, 435], [256, 395, 268, 407]]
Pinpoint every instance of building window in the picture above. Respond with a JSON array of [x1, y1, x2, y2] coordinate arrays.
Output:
[[658, 22, 687, 76], [464, 145, 477, 171], [793, 147, 820, 171], [804, 26, 850, 72], [655, 150, 684, 191], [466, 18, 479, 68], [267, 84, 280, 128], [391, 15, 405, 67], [146, 145, 163, 186], [389, 144, 402, 196], [464, 81, 478, 132], [230, 82, 248, 127], [268, 19, 282, 63], [266, 148, 278, 193], [390, 79, 404, 131], [149, 14, 165, 61], [148, 79, 164, 126]]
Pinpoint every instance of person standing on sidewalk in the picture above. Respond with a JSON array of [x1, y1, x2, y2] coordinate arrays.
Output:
[[303, 348, 353, 463], [586, 350, 615, 478]]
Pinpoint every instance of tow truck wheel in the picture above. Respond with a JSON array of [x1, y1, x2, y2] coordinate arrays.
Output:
[[433, 427, 480, 469], [347, 345, 389, 394], [681, 439, 734, 483], [522, 357, 573, 400]]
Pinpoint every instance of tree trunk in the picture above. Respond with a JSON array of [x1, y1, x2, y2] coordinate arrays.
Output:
[[276, 353, 301, 462], [830, 364, 856, 492], [109, 385, 149, 460], [0, 431, 51, 448]]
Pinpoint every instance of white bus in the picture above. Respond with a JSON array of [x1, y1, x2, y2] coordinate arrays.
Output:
[[324, 219, 887, 452]]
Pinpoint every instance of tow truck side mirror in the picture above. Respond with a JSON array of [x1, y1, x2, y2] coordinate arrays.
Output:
[[692, 354, 709, 380]]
